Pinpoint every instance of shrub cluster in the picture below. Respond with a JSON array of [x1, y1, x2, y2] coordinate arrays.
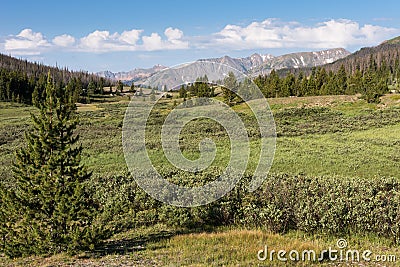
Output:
[[90, 171, 400, 245]]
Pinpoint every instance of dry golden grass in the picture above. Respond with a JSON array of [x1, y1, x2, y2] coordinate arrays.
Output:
[[76, 103, 103, 112], [2, 227, 399, 266], [143, 229, 325, 266]]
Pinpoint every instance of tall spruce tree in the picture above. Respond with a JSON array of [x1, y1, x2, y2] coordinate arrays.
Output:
[[130, 82, 136, 93], [117, 80, 124, 94], [362, 68, 387, 103], [3, 72, 102, 257], [222, 71, 238, 105], [179, 85, 187, 98], [335, 65, 348, 94]]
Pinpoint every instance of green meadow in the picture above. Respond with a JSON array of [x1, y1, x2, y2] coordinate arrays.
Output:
[[1, 93, 400, 266]]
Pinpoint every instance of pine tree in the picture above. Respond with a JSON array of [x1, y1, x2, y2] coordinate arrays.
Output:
[[347, 69, 363, 94], [150, 89, 156, 101], [2, 72, 103, 257], [32, 84, 41, 107], [73, 77, 83, 103], [0, 77, 5, 101], [306, 69, 317, 96], [315, 67, 328, 95], [295, 72, 304, 96], [335, 65, 348, 95], [269, 69, 281, 98], [222, 71, 238, 105], [299, 74, 308, 97], [362, 68, 387, 103], [117, 80, 124, 94], [282, 73, 295, 97], [87, 81, 96, 96], [179, 85, 187, 98], [130, 82, 136, 93], [98, 77, 105, 95]]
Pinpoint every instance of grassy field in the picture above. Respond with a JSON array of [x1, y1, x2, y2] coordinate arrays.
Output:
[[1, 225, 399, 266], [1, 93, 400, 266]]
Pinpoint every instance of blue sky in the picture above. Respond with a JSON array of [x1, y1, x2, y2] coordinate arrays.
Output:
[[1, 0, 400, 72]]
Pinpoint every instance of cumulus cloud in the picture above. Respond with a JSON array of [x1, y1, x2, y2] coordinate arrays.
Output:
[[164, 27, 188, 48], [53, 34, 75, 47], [78, 28, 187, 52], [79, 29, 146, 51], [213, 19, 400, 50], [1, 27, 188, 55], [1, 20, 399, 56], [119, 29, 142, 45], [4, 29, 50, 55], [165, 27, 183, 40], [79, 30, 120, 51], [141, 33, 163, 51], [140, 28, 188, 51]]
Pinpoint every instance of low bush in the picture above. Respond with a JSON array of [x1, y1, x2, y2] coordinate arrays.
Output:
[[88, 171, 400, 245]]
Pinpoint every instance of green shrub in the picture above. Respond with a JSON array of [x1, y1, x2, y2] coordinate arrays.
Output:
[[87, 170, 400, 245]]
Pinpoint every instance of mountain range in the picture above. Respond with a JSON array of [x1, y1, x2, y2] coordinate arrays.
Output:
[[96, 64, 167, 82], [96, 48, 351, 84]]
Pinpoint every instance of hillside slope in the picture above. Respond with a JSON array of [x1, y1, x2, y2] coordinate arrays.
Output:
[[278, 36, 400, 76], [0, 53, 107, 86]]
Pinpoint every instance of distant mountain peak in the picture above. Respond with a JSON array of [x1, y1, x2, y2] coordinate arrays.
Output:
[[97, 65, 167, 82], [135, 48, 351, 89], [249, 48, 350, 75], [97, 48, 350, 84]]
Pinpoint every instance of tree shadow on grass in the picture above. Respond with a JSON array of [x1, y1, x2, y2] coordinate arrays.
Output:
[[86, 227, 213, 257]]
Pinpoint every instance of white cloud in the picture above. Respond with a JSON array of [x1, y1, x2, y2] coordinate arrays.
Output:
[[163, 27, 188, 49], [4, 29, 50, 55], [140, 28, 188, 51], [79, 29, 145, 52], [119, 29, 142, 45], [78, 28, 187, 52], [1, 27, 188, 55], [1, 20, 399, 57], [53, 34, 75, 47], [212, 19, 400, 50], [141, 33, 163, 51], [165, 27, 184, 40], [79, 30, 119, 51]]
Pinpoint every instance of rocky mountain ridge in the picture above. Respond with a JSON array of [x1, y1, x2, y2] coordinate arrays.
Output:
[[96, 48, 350, 83]]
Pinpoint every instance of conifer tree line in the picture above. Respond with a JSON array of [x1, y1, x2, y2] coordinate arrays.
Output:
[[0, 53, 111, 104], [1, 44, 400, 105], [266, 45, 400, 102], [255, 54, 399, 103], [177, 56, 395, 105], [178, 75, 215, 98]]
